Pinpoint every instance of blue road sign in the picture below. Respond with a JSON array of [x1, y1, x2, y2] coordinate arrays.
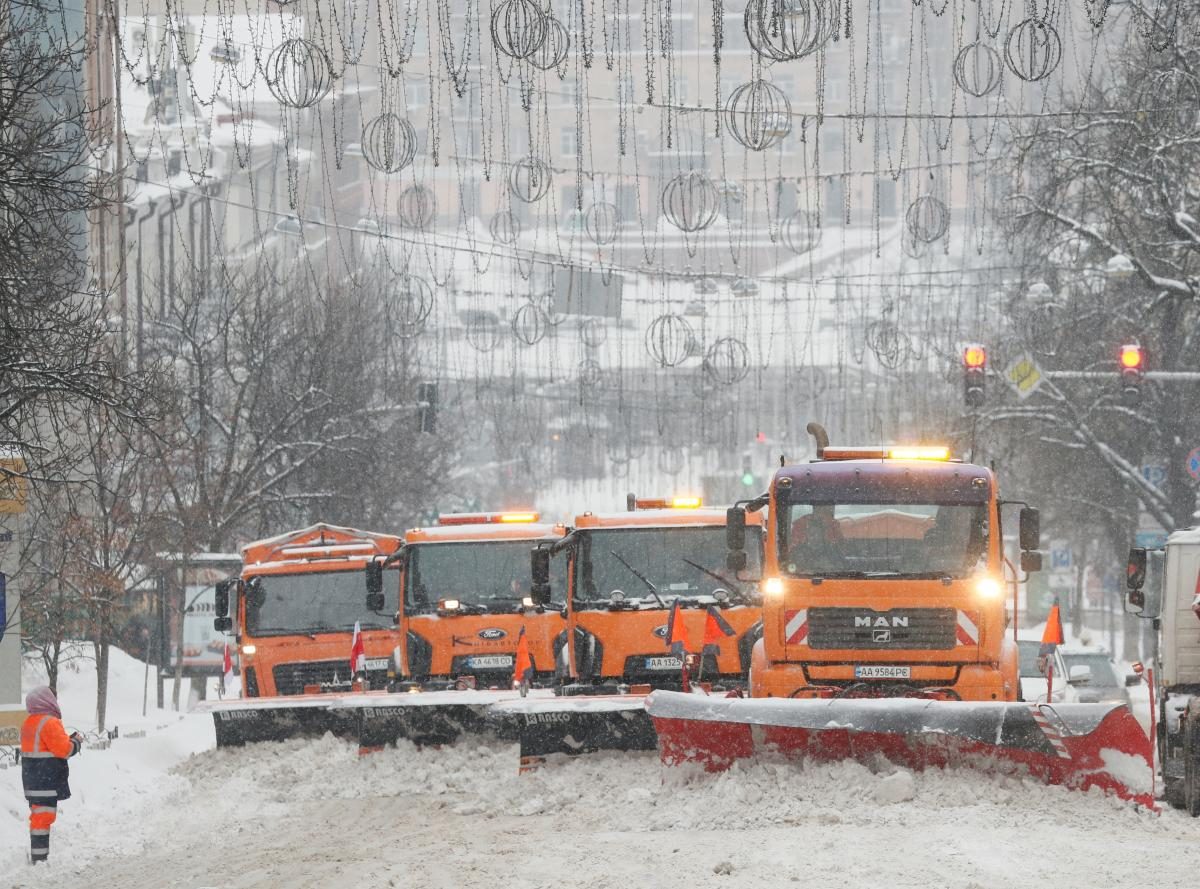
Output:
[[1187, 447, 1200, 481]]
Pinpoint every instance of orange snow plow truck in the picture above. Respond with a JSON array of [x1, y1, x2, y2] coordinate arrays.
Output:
[[364, 511, 568, 690], [646, 425, 1156, 806], [205, 523, 403, 745]]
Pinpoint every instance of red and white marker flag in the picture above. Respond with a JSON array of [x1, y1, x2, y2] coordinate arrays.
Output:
[[350, 621, 366, 676]]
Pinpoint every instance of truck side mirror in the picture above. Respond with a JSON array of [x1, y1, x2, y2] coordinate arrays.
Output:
[[531, 547, 552, 606], [1126, 547, 1147, 590], [1020, 550, 1042, 573], [366, 561, 383, 593], [727, 506, 746, 552], [214, 579, 232, 618], [1018, 507, 1040, 551]]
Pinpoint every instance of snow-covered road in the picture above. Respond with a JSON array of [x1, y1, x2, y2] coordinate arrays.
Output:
[[6, 726, 1200, 889], [4, 650, 1198, 889]]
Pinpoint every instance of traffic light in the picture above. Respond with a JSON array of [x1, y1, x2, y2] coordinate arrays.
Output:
[[740, 452, 755, 487], [962, 344, 986, 408], [417, 381, 438, 433], [1119, 344, 1143, 405]]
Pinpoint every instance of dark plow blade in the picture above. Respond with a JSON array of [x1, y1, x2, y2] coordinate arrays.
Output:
[[646, 691, 1156, 807], [489, 698, 658, 769], [212, 703, 358, 747], [207, 693, 521, 751]]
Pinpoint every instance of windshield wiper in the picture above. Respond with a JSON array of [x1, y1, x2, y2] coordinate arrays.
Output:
[[608, 550, 667, 608], [680, 558, 745, 602]]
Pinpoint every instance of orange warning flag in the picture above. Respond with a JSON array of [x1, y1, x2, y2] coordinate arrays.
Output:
[[1039, 600, 1064, 655], [513, 625, 534, 689]]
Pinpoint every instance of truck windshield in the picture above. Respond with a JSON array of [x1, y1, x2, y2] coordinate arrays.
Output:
[[407, 540, 566, 613], [577, 526, 761, 607], [245, 568, 395, 636], [778, 502, 988, 578]]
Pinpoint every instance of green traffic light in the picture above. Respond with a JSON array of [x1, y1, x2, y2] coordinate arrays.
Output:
[[741, 472, 755, 486]]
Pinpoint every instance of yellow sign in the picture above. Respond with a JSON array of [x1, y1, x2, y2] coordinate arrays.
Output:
[[1004, 354, 1044, 400], [0, 455, 26, 515]]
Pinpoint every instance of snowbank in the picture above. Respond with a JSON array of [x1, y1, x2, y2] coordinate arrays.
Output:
[[3, 649, 1200, 887]]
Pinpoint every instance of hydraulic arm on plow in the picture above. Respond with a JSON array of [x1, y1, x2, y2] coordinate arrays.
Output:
[[645, 428, 1155, 806]]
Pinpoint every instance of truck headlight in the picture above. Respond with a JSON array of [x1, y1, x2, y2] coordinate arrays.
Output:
[[976, 578, 1002, 599]]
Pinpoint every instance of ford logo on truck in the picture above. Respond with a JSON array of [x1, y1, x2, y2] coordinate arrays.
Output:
[[478, 628, 507, 640]]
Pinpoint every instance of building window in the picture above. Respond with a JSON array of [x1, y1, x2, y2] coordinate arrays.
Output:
[[561, 126, 577, 158]]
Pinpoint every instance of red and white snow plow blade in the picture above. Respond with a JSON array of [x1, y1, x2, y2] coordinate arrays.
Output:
[[645, 691, 1155, 807]]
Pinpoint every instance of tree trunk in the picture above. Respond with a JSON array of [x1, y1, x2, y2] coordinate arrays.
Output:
[[95, 636, 109, 732], [171, 555, 189, 710]]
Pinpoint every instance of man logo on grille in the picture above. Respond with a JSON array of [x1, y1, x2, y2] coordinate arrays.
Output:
[[873, 628, 891, 643]]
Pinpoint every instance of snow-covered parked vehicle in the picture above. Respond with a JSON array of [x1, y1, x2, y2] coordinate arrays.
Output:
[[1126, 532, 1200, 812]]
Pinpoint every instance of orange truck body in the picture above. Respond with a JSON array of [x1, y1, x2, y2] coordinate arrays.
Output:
[[236, 524, 403, 698], [560, 506, 765, 688], [750, 454, 1020, 701], [393, 516, 568, 686]]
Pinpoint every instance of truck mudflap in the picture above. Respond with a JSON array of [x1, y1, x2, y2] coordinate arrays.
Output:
[[488, 696, 658, 770], [200, 689, 553, 750], [645, 691, 1156, 807]]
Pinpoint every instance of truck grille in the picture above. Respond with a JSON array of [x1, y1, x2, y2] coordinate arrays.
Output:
[[272, 660, 387, 695], [805, 608, 957, 651]]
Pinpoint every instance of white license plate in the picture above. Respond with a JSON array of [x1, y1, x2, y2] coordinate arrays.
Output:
[[467, 655, 513, 669], [645, 656, 684, 671], [364, 658, 390, 671], [854, 665, 911, 679]]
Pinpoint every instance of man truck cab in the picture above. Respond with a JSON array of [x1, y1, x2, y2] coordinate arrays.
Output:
[[367, 512, 568, 689]]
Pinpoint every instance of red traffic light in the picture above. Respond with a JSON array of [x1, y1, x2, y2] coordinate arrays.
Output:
[[1120, 344, 1143, 370], [963, 344, 987, 369]]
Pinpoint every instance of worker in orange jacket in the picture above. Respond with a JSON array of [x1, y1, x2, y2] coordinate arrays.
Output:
[[20, 686, 83, 864]]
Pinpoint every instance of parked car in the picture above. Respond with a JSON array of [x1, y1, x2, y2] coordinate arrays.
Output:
[[1016, 638, 1079, 703], [1059, 649, 1139, 706]]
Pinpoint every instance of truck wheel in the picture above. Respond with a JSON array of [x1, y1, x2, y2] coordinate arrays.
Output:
[[1185, 714, 1200, 817]]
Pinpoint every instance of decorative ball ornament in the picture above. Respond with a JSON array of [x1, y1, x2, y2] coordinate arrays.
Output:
[[535, 292, 566, 326], [905, 195, 949, 243], [511, 303, 547, 346], [703, 337, 751, 385], [265, 38, 333, 109], [953, 42, 1003, 97], [361, 113, 417, 173], [725, 79, 793, 151], [645, 314, 696, 367], [781, 210, 821, 254], [657, 446, 685, 476], [508, 156, 552, 203], [389, 274, 433, 338], [1138, 70, 1200, 137], [398, 184, 436, 229], [865, 321, 910, 369], [578, 359, 603, 388], [662, 170, 720, 233], [528, 16, 569, 70], [489, 211, 521, 244], [1004, 18, 1062, 82], [744, 0, 835, 63], [579, 318, 607, 348], [465, 317, 502, 352], [585, 202, 621, 245], [491, 0, 547, 60]]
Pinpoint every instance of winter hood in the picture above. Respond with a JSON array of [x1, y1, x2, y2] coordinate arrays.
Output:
[[25, 686, 62, 719]]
